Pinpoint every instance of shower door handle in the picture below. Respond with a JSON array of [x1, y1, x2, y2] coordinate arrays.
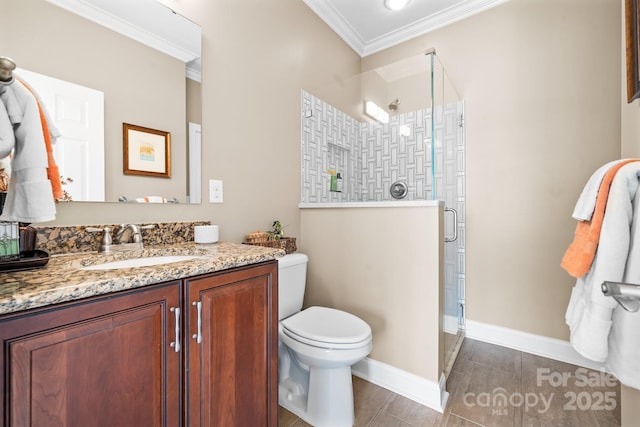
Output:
[[444, 207, 458, 243]]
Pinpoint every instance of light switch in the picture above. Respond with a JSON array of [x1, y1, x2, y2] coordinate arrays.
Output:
[[209, 179, 223, 203]]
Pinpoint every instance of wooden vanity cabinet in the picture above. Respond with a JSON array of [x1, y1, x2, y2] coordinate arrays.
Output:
[[184, 261, 278, 426], [0, 280, 182, 427], [0, 260, 278, 427]]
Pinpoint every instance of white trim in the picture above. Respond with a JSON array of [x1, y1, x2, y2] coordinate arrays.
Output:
[[302, 0, 365, 56], [352, 357, 448, 412], [299, 200, 443, 209], [46, 0, 200, 63], [303, 0, 512, 57], [465, 320, 607, 371], [444, 314, 459, 334], [361, 0, 512, 56], [186, 58, 202, 83], [188, 123, 202, 204]]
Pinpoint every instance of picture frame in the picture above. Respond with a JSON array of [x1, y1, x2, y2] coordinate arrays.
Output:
[[626, 0, 640, 102], [123, 123, 171, 178]]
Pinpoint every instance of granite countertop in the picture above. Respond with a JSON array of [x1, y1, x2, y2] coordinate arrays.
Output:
[[0, 242, 284, 316]]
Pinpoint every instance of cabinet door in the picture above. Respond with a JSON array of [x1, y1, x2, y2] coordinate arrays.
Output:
[[0, 281, 181, 427], [185, 261, 278, 427]]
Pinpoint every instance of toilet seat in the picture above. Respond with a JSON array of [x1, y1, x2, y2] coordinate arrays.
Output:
[[281, 306, 371, 350]]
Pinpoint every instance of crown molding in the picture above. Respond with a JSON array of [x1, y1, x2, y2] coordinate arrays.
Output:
[[46, 0, 200, 63], [303, 0, 367, 55], [304, 0, 512, 57]]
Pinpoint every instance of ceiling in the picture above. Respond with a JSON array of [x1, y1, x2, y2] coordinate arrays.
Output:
[[303, 0, 511, 57]]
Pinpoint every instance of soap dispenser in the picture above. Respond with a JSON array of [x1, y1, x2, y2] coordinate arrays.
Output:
[[336, 173, 343, 192]]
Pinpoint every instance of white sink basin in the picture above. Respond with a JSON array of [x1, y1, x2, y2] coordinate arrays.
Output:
[[80, 255, 201, 271]]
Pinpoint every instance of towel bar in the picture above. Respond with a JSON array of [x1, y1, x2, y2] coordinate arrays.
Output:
[[601, 281, 640, 312]]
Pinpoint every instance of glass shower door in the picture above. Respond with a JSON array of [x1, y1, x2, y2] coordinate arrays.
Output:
[[429, 52, 466, 376]]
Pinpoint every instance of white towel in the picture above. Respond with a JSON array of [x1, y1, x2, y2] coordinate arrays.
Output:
[[0, 168, 56, 223], [566, 162, 640, 364], [144, 196, 166, 203], [0, 78, 55, 223], [0, 100, 14, 159], [0, 77, 23, 125], [606, 183, 640, 389], [572, 159, 626, 221], [135, 196, 167, 203]]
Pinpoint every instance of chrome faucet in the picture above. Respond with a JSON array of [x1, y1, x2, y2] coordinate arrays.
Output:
[[115, 223, 143, 244], [87, 224, 155, 253]]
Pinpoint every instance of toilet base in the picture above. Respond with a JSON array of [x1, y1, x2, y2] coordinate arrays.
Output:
[[279, 365, 355, 427]]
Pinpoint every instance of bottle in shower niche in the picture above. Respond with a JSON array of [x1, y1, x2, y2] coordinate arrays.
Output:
[[336, 173, 343, 193], [329, 169, 337, 192]]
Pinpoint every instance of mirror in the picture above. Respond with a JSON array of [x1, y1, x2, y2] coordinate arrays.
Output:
[[0, 0, 202, 204]]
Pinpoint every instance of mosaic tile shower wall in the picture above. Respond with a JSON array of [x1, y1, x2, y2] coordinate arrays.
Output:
[[300, 91, 360, 203], [301, 90, 465, 322], [301, 90, 464, 204], [360, 110, 430, 201]]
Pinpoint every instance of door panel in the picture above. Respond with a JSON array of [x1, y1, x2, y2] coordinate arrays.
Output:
[[16, 67, 105, 201], [185, 262, 277, 427], [1, 282, 180, 427]]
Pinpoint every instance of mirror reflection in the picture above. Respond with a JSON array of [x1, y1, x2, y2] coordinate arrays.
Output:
[[0, 0, 202, 204]]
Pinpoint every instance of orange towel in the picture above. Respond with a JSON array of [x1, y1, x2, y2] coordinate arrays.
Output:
[[561, 159, 640, 278], [17, 78, 63, 200]]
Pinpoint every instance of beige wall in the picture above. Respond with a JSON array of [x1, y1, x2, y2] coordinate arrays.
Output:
[[622, 384, 640, 427], [300, 207, 444, 381], [11, 0, 636, 408], [2, 0, 187, 203], [42, 0, 360, 244], [7, 0, 638, 418], [9, 0, 622, 339], [186, 79, 202, 126], [620, 2, 640, 424], [363, 0, 621, 341]]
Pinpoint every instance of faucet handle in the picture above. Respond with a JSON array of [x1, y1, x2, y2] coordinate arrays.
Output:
[[86, 226, 113, 253]]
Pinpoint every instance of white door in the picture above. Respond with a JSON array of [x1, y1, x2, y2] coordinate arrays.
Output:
[[15, 68, 105, 202], [188, 122, 201, 204]]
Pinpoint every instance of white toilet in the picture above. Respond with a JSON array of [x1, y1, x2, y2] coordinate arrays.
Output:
[[278, 253, 372, 427]]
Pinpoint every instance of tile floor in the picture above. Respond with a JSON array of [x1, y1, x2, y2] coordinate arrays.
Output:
[[278, 338, 621, 426]]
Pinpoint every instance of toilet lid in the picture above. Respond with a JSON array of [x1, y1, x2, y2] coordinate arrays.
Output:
[[281, 306, 371, 345]]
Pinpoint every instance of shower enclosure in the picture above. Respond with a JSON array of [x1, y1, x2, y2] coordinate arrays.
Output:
[[300, 50, 465, 375]]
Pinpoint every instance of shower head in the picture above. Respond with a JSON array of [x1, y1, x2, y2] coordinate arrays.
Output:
[[388, 99, 400, 111]]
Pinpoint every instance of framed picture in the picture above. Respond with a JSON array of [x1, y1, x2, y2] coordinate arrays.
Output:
[[123, 123, 171, 178], [626, 0, 640, 102]]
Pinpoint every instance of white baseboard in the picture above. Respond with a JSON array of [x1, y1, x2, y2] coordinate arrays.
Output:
[[352, 357, 448, 413], [352, 321, 607, 415], [465, 320, 606, 371], [444, 314, 458, 334]]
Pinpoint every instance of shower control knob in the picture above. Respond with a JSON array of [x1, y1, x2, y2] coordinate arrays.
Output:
[[390, 181, 408, 199]]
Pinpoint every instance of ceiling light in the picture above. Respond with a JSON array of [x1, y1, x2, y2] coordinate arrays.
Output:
[[364, 101, 390, 124], [384, 0, 411, 11]]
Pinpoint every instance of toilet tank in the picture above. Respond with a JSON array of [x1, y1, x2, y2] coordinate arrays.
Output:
[[278, 253, 308, 320]]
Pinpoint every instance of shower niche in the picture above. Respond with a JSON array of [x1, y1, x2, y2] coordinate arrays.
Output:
[[300, 50, 466, 378]]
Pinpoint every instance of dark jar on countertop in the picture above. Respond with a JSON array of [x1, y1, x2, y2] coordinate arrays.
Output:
[[19, 224, 37, 258]]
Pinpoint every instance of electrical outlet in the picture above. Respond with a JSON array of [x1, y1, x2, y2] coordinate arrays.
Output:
[[209, 179, 223, 203]]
